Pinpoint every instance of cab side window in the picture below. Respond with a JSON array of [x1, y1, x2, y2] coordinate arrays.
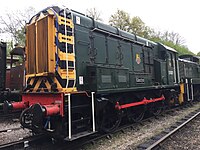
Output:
[[168, 53, 174, 67]]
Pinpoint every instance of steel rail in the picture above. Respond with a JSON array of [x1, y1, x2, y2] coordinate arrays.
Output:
[[0, 134, 46, 149], [62, 104, 191, 150], [0, 103, 196, 149], [145, 109, 200, 150], [0, 127, 21, 133], [0, 111, 20, 121]]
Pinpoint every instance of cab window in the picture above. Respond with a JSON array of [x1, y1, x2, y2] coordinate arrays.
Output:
[[168, 53, 174, 67]]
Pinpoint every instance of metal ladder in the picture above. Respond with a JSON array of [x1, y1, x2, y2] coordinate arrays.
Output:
[[65, 10, 76, 90], [66, 92, 96, 141]]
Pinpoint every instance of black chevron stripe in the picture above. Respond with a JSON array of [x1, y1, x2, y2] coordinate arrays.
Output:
[[68, 80, 75, 88], [46, 77, 54, 85], [36, 79, 49, 92], [68, 61, 74, 67], [56, 53, 75, 69], [36, 89, 41, 92], [55, 71, 67, 88], [27, 78, 31, 85], [57, 25, 72, 35], [31, 77, 39, 88], [57, 56, 66, 69], [55, 37, 73, 53]]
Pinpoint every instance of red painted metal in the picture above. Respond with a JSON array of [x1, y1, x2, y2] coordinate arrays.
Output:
[[115, 95, 165, 110], [9, 93, 64, 117], [12, 101, 28, 110], [43, 105, 60, 116], [22, 93, 64, 116]]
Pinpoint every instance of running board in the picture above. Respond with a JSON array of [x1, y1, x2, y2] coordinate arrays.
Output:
[[64, 131, 96, 141]]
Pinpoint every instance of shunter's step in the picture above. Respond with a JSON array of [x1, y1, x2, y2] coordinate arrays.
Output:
[[64, 131, 96, 141]]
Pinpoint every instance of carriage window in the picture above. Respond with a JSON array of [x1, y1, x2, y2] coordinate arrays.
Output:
[[11, 55, 23, 68]]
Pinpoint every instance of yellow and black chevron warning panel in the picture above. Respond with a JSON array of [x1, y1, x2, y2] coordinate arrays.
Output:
[[25, 8, 77, 93], [55, 9, 76, 92]]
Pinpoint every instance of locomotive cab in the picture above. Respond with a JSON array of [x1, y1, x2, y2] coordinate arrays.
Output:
[[155, 43, 179, 85]]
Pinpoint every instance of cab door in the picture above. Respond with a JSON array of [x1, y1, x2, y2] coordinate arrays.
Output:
[[167, 51, 177, 85]]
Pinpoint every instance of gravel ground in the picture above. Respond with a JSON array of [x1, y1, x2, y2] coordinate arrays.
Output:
[[0, 119, 31, 145], [160, 115, 200, 150], [0, 119, 20, 130], [81, 103, 200, 150]]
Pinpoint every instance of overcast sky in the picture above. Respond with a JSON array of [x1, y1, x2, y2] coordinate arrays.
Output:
[[1, 0, 200, 54]]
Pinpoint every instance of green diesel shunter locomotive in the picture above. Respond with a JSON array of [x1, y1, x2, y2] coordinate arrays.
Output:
[[6, 6, 195, 140]]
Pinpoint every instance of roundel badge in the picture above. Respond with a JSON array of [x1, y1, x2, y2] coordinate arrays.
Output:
[[136, 53, 141, 64]]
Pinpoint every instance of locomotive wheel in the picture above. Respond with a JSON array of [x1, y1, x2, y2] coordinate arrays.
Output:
[[127, 105, 145, 123], [150, 101, 164, 116], [20, 107, 33, 129], [165, 90, 178, 107], [100, 101, 122, 133]]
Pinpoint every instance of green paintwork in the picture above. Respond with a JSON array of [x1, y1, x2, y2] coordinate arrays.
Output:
[[154, 60, 167, 85], [86, 65, 129, 91], [179, 54, 200, 84], [71, 11, 178, 93]]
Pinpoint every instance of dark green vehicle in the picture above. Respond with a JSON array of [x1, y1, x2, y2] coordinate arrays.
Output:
[[179, 55, 200, 101], [6, 6, 198, 140]]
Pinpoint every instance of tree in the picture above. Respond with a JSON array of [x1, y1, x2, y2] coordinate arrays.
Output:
[[109, 10, 131, 32], [109, 10, 152, 38], [109, 9, 193, 55], [6, 41, 14, 56], [160, 31, 185, 45], [129, 17, 153, 38], [0, 7, 36, 47], [86, 8, 103, 21], [149, 31, 193, 56]]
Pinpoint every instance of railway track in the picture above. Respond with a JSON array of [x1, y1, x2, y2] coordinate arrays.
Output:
[[0, 111, 20, 121], [0, 134, 49, 149], [137, 108, 200, 150], [0, 102, 198, 149], [0, 127, 21, 133], [12, 110, 170, 150], [55, 103, 197, 150]]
